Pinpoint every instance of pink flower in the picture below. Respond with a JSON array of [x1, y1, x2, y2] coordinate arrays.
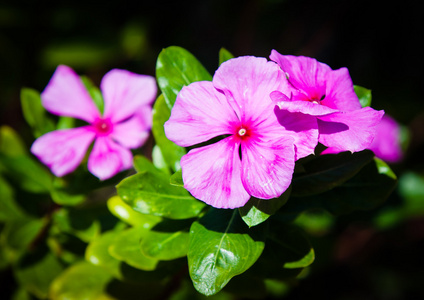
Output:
[[31, 65, 157, 180], [269, 50, 384, 153], [368, 115, 403, 163], [164, 56, 318, 209]]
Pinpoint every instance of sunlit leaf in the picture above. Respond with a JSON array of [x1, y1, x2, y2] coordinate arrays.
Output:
[[188, 209, 265, 296], [354, 85, 372, 107], [156, 46, 212, 109], [169, 169, 184, 187], [219, 48, 234, 65]]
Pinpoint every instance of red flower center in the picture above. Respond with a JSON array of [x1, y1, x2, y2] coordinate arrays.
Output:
[[93, 118, 113, 136]]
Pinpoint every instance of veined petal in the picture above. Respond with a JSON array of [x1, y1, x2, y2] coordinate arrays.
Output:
[[30, 127, 95, 177], [213, 56, 289, 125], [111, 109, 152, 149], [88, 137, 133, 180], [101, 69, 157, 123], [181, 137, 250, 209], [41, 65, 100, 123], [241, 136, 295, 199], [317, 107, 385, 152], [164, 81, 237, 147], [270, 91, 338, 116], [323, 67, 362, 111]]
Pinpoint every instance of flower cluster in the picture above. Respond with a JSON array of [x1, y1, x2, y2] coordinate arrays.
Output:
[[165, 51, 384, 208]]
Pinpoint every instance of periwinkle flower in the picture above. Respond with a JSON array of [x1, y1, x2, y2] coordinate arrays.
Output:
[[31, 65, 157, 180], [165, 56, 318, 209], [269, 50, 384, 153]]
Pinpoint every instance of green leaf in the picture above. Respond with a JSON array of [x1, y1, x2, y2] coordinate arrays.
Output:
[[50, 177, 85, 206], [81, 76, 104, 114], [239, 187, 291, 227], [133, 155, 167, 177], [109, 226, 159, 271], [169, 169, 184, 187], [156, 46, 212, 109], [0, 126, 27, 157], [14, 247, 64, 299], [49, 261, 114, 300], [282, 157, 397, 217], [188, 209, 265, 296], [354, 85, 372, 107], [0, 176, 26, 221], [3, 218, 46, 254], [140, 218, 192, 261], [20, 88, 55, 137], [219, 48, 235, 65], [152, 95, 186, 171], [107, 195, 162, 228], [117, 171, 205, 219], [291, 150, 375, 197]]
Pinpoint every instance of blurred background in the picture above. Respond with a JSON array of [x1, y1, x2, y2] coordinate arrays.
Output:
[[1, 0, 424, 299]]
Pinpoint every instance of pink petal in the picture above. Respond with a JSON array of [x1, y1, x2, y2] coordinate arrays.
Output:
[[241, 136, 295, 199], [101, 69, 157, 123], [213, 56, 289, 124], [164, 81, 237, 147], [317, 107, 385, 152], [323, 67, 362, 111], [111, 109, 152, 149], [368, 115, 403, 162], [30, 127, 96, 177], [41, 65, 100, 123], [270, 91, 338, 116], [180, 137, 250, 209], [87, 137, 133, 180]]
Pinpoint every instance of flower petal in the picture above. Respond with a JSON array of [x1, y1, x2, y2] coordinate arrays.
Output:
[[111, 109, 152, 149], [213, 56, 289, 124], [368, 115, 403, 162], [30, 127, 95, 177], [181, 137, 250, 209], [87, 137, 133, 180], [270, 91, 338, 116], [317, 107, 385, 152], [101, 69, 157, 123], [41, 65, 100, 123], [241, 136, 295, 199], [164, 81, 237, 147]]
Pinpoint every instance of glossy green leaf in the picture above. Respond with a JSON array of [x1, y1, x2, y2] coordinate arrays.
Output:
[[109, 226, 159, 271], [188, 209, 265, 296], [14, 248, 64, 299], [291, 150, 375, 197], [152, 95, 186, 171], [133, 154, 168, 177], [0, 176, 26, 221], [20, 88, 55, 137], [282, 157, 397, 217], [219, 48, 234, 65], [140, 218, 192, 260], [156, 46, 212, 109], [239, 188, 291, 227], [49, 261, 114, 300], [107, 195, 162, 228], [354, 85, 372, 107], [169, 169, 184, 187], [117, 171, 205, 219]]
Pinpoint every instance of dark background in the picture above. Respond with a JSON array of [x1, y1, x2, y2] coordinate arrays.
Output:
[[1, 0, 424, 299]]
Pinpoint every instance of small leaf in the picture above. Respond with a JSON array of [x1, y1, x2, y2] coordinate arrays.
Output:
[[188, 209, 265, 296], [291, 150, 374, 197], [156, 46, 212, 109], [152, 95, 186, 171], [140, 218, 192, 261], [117, 171, 205, 219], [354, 85, 372, 107], [0, 176, 26, 221], [169, 169, 184, 187], [239, 187, 291, 227], [109, 226, 159, 271], [81, 76, 104, 114], [107, 195, 162, 228], [20, 88, 55, 137], [0, 126, 27, 157], [49, 261, 114, 300], [219, 48, 235, 65]]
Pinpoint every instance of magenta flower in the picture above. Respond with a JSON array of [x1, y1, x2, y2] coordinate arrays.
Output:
[[269, 50, 384, 153], [31, 65, 157, 180], [368, 115, 404, 163], [164, 56, 318, 209]]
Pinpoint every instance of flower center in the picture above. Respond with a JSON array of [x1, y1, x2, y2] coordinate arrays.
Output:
[[93, 118, 113, 136], [238, 128, 247, 136]]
